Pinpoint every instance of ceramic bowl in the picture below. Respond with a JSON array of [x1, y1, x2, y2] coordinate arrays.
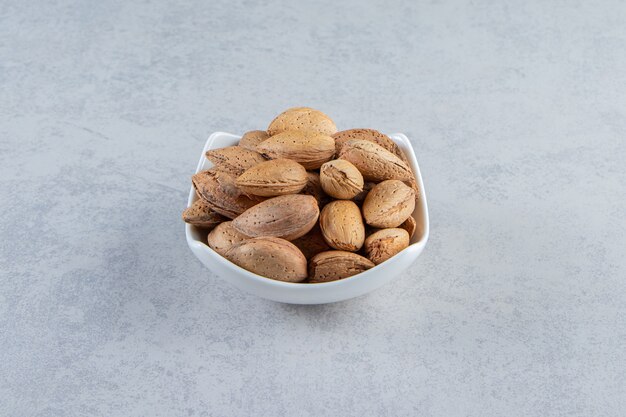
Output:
[[185, 132, 429, 304]]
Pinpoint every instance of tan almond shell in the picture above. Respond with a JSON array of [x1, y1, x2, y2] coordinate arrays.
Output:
[[192, 169, 260, 219], [362, 180, 416, 228], [319, 159, 364, 200], [400, 215, 417, 239], [364, 228, 410, 265], [205, 146, 266, 176], [339, 140, 413, 182], [334, 129, 420, 199], [291, 224, 331, 260], [267, 107, 337, 136], [334, 129, 417, 188], [207, 221, 250, 256], [236, 159, 307, 197], [182, 199, 226, 229], [308, 251, 375, 283], [333, 129, 402, 157], [238, 130, 269, 152], [319, 200, 365, 252], [232, 194, 319, 241], [256, 131, 335, 170], [301, 171, 331, 207], [406, 179, 421, 204], [224, 237, 307, 282]]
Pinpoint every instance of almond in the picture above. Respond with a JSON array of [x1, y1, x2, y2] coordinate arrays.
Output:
[[334, 130, 419, 198], [205, 146, 266, 176], [362, 180, 416, 228], [232, 194, 319, 241], [291, 224, 330, 260], [236, 159, 307, 197], [225, 237, 307, 282], [319, 159, 364, 200], [339, 140, 412, 182], [207, 221, 249, 256], [192, 169, 260, 219], [238, 130, 269, 152], [319, 200, 365, 251], [333, 128, 402, 157], [400, 215, 417, 239], [335, 130, 420, 200], [364, 228, 410, 265], [182, 199, 226, 229], [257, 131, 335, 170], [267, 107, 337, 136], [308, 251, 375, 283]]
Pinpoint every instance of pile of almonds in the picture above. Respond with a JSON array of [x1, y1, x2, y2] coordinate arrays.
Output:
[[183, 107, 419, 283]]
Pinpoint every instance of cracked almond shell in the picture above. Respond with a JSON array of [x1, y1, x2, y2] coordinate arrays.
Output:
[[364, 228, 410, 265], [362, 180, 416, 228], [319, 200, 365, 252], [267, 107, 337, 136], [308, 251, 375, 283], [339, 139, 412, 182], [236, 159, 307, 197], [319, 159, 364, 200], [232, 194, 319, 241], [256, 131, 335, 170], [225, 237, 307, 282]]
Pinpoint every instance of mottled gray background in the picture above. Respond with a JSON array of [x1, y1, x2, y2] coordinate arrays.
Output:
[[1, 0, 625, 416]]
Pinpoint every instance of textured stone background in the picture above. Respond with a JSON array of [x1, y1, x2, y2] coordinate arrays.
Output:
[[1, 0, 625, 416]]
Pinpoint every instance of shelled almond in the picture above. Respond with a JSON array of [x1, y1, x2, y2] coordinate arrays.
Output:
[[183, 107, 420, 283]]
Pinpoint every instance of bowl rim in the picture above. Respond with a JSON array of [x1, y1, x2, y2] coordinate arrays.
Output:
[[185, 131, 430, 289]]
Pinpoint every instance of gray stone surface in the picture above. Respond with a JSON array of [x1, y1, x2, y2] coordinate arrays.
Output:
[[1, 0, 625, 415]]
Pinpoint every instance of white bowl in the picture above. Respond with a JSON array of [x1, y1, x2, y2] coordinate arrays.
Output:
[[185, 132, 429, 304]]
